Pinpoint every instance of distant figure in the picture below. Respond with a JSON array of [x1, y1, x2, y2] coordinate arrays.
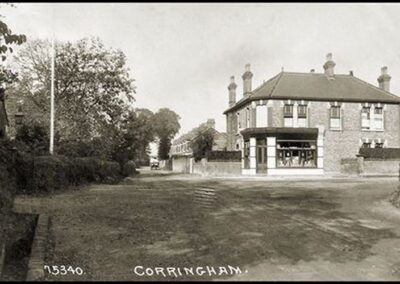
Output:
[[0, 88, 9, 138]]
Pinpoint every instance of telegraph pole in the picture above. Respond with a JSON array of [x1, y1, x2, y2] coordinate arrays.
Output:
[[49, 8, 55, 155]]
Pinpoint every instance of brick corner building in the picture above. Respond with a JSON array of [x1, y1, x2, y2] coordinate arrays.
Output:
[[224, 53, 400, 175]]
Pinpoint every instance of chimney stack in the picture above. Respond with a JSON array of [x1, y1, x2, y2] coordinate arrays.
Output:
[[228, 76, 237, 107], [377, 66, 391, 92], [323, 53, 336, 78], [310, 69, 315, 73], [206, 118, 216, 129], [242, 63, 253, 97]]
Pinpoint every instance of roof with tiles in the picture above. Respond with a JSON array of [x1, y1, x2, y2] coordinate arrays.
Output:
[[224, 71, 400, 114]]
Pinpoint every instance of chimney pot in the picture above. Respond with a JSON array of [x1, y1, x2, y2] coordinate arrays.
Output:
[[228, 75, 237, 107], [323, 52, 336, 77], [206, 118, 215, 129], [242, 63, 253, 97], [378, 66, 391, 92], [349, 70, 353, 76], [310, 69, 315, 73]]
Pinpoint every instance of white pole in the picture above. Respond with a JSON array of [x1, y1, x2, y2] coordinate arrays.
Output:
[[49, 30, 55, 154]]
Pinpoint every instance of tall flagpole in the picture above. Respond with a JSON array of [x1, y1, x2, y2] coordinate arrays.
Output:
[[49, 8, 55, 155]]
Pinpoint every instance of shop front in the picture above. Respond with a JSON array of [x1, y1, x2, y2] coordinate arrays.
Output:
[[241, 127, 324, 175]]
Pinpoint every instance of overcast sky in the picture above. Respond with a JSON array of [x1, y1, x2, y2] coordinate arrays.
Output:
[[3, 3, 400, 138]]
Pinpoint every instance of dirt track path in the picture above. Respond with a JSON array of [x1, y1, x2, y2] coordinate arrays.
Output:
[[13, 170, 400, 281]]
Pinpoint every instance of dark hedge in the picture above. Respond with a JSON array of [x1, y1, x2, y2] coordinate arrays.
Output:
[[207, 150, 242, 162], [358, 148, 400, 160]]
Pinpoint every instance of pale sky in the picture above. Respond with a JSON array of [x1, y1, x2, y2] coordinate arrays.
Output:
[[3, 3, 400, 138]]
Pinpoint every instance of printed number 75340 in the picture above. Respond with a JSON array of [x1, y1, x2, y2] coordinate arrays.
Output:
[[43, 265, 84, 276]]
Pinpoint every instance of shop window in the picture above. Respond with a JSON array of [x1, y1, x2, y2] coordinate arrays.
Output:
[[283, 104, 293, 127], [330, 106, 341, 130], [276, 140, 317, 168]]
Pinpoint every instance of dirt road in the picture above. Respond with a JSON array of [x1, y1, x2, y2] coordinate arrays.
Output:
[[13, 170, 400, 281]]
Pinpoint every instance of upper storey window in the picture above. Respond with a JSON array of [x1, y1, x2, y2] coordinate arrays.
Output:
[[283, 104, 293, 127], [373, 107, 383, 130], [330, 105, 341, 130], [297, 104, 308, 127], [361, 106, 371, 130], [246, 107, 250, 128], [361, 104, 384, 131]]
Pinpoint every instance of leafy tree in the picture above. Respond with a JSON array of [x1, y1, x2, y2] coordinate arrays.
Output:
[[11, 37, 135, 142], [153, 108, 180, 160], [0, 5, 26, 138], [190, 124, 215, 161], [0, 7, 27, 85], [15, 121, 49, 155]]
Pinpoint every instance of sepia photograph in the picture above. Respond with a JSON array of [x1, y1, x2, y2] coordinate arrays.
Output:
[[1, 2, 400, 281]]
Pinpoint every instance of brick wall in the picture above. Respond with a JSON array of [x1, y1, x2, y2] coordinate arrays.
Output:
[[309, 101, 400, 173]]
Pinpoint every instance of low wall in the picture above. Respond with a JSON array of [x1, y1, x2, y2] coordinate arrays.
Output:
[[193, 158, 241, 176], [363, 160, 400, 177], [171, 156, 192, 173], [159, 159, 172, 170], [340, 155, 400, 177], [340, 158, 360, 176]]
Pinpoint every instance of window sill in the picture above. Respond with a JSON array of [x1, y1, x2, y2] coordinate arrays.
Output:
[[361, 129, 384, 132], [329, 128, 342, 132]]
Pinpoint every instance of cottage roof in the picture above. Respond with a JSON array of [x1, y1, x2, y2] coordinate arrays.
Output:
[[223, 71, 400, 114], [172, 123, 223, 146]]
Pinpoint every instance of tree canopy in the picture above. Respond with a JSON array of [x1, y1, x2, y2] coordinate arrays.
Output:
[[12, 37, 135, 141], [190, 124, 215, 161], [153, 108, 181, 160]]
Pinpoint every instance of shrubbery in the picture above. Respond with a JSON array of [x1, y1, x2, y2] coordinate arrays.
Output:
[[359, 148, 400, 160], [16, 155, 135, 194], [0, 139, 17, 214], [57, 138, 111, 159], [9, 123, 139, 194]]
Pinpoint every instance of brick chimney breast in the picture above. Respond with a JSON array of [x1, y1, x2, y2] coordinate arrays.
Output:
[[377, 66, 391, 92], [323, 53, 336, 78], [242, 63, 253, 97]]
